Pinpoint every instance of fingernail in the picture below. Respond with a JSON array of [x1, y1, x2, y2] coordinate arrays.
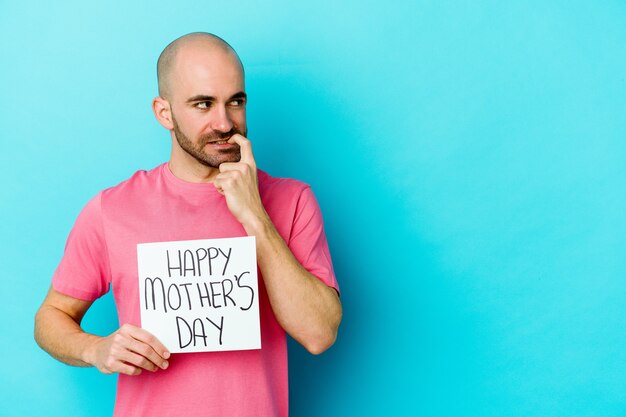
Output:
[[163, 351, 170, 359], [162, 361, 169, 369]]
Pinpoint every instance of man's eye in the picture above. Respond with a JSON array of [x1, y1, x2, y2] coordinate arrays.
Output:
[[196, 102, 210, 109], [229, 99, 245, 107]]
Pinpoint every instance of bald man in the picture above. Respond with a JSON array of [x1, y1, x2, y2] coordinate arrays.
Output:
[[35, 33, 341, 417]]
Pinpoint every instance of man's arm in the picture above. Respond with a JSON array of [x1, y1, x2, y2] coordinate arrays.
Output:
[[250, 219, 342, 354], [35, 286, 170, 375], [214, 134, 342, 354]]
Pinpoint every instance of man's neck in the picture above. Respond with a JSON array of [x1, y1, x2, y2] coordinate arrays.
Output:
[[168, 156, 220, 183]]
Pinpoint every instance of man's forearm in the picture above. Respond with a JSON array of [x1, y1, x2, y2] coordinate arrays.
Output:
[[214, 135, 341, 353], [34, 304, 100, 367], [35, 294, 171, 376], [243, 215, 342, 354]]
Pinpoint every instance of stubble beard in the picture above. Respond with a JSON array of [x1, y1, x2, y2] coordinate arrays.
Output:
[[172, 115, 245, 168]]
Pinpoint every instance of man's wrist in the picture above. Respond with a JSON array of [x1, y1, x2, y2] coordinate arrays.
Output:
[[80, 334, 101, 367], [242, 211, 274, 238]]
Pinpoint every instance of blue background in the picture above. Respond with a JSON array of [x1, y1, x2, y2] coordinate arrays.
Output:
[[2, 1, 625, 416]]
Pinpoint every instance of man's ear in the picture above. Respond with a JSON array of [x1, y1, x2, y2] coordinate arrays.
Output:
[[152, 96, 174, 130]]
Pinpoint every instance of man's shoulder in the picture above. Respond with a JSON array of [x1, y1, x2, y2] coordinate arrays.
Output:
[[257, 170, 319, 220], [100, 164, 164, 198], [258, 169, 311, 195], [93, 164, 165, 214]]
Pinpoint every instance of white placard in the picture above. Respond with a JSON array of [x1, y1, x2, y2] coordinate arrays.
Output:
[[137, 236, 260, 353]]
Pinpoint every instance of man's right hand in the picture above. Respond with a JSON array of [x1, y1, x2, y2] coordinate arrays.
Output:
[[35, 287, 171, 376], [84, 324, 170, 376]]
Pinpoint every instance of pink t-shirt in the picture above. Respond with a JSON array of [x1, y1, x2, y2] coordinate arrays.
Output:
[[52, 163, 338, 417]]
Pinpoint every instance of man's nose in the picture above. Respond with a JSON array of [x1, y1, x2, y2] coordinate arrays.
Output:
[[210, 105, 234, 133]]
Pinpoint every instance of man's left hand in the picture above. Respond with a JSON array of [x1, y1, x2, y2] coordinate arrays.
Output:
[[214, 134, 268, 227]]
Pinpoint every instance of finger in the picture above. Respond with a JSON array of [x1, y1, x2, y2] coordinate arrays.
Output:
[[121, 324, 170, 360], [118, 349, 159, 372], [118, 325, 170, 370], [218, 162, 245, 173], [102, 354, 142, 376], [111, 332, 164, 371], [227, 134, 255, 168], [214, 172, 239, 191], [116, 362, 142, 376], [213, 175, 225, 191], [126, 337, 170, 370]]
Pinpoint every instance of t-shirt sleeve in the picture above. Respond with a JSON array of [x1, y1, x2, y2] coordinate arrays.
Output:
[[288, 186, 339, 294], [52, 192, 111, 301]]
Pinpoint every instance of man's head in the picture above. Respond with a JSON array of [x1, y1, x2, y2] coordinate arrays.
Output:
[[153, 32, 247, 169]]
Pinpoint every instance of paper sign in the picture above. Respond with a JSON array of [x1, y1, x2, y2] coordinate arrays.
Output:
[[137, 236, 260, 353]]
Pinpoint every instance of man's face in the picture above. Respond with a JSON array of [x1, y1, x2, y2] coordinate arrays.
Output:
[[171, 110, 246, 168], [167, 46, 247, 168]]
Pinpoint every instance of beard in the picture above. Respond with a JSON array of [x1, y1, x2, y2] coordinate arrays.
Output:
[[172, 114, 246, 168]]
